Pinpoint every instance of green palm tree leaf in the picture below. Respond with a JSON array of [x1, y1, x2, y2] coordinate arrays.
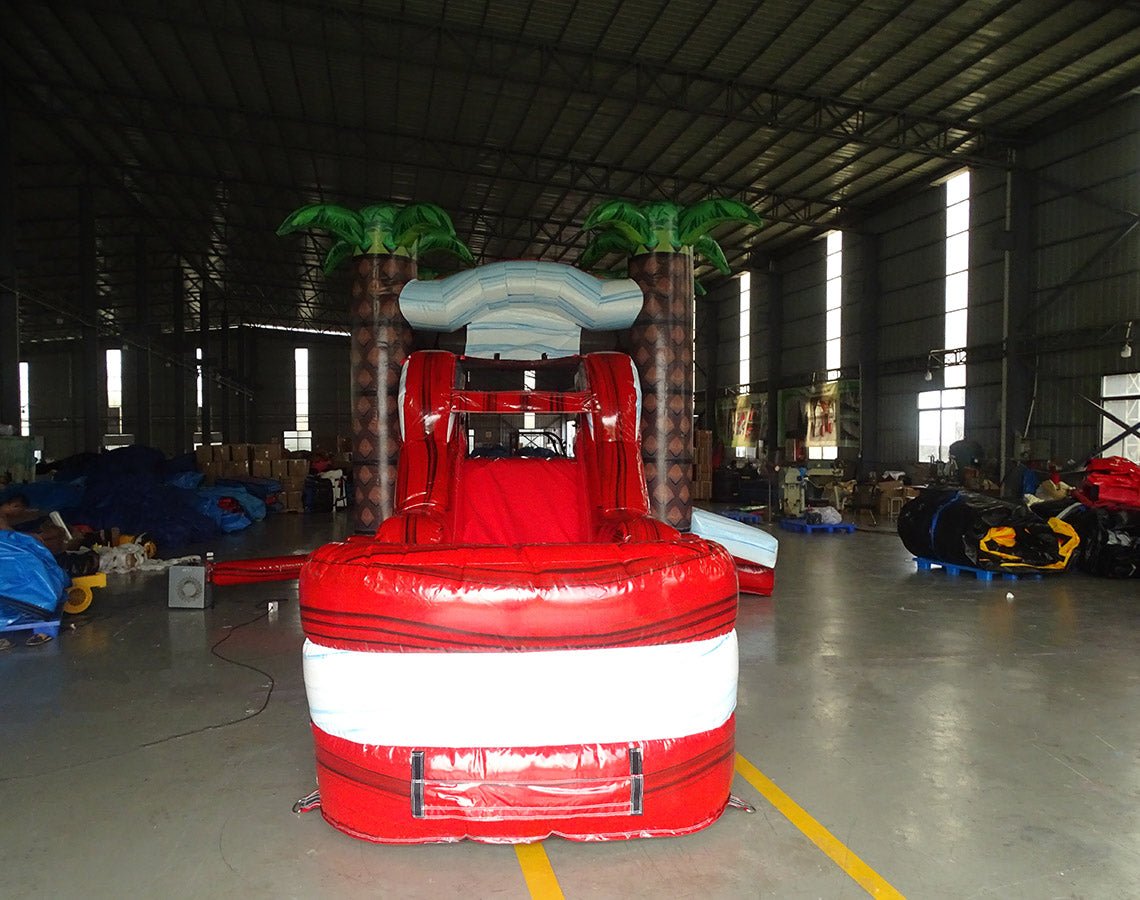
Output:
[[581, 200, 653, 247], [678, 198, 763, 245], [415, 231, 475, 264], [641, 201, 682, 250], [579, 231, 639, 269], [359, 204, 399, 232], [393, 203, 458, 248], [323, 239, 357, 274], [694, 277, 707, 297], [357, 204, 399, 253], [693, 234, 732, 275], [276, 204, 365, 247]]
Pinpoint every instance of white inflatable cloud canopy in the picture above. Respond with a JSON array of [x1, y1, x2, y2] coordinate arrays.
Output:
[[399, 260, 644, 359]]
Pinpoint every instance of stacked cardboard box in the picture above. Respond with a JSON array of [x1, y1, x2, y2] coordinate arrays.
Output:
[[692, 430, 714, 500], [197, 443, 286, 485], [275, 458, 308, 512]]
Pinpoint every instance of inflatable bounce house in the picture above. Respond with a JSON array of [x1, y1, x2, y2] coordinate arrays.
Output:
[[215, 202, 778, 843]]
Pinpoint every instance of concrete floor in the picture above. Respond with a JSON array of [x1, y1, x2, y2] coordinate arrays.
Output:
[[2, 512, 1138, 898]]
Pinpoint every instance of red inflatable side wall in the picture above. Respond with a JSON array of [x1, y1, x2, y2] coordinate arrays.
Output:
[[311, 715, 735, 844]]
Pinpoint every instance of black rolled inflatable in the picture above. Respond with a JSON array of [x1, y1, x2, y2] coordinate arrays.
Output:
[[898, 488, 1077, 573], [1030, 499, 1140, 579]]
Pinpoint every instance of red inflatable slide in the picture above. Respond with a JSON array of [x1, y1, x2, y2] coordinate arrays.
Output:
[[300, 351, 741, 843]]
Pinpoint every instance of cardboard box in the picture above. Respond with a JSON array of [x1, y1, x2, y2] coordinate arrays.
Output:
[[285, 490, 303, 512], [224, 460, 250, 478], [283, 476, 306, 491], [200, 462, 217, 486], [211, 444, 228, 462], [288, 459, 309, 478], [251, 460, 272, 479], [195, 445, 213, 467], [250, 444, 284, 462], [271, 459, 290, 479]]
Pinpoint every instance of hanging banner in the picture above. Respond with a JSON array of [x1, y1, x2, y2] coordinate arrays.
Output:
[[716, 394, 767, 449], [777, 381, 860, 451]]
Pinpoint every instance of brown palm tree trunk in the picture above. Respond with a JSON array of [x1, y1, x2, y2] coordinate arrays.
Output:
[[627, 251, 694, 531], [350, 254, 416, 533]]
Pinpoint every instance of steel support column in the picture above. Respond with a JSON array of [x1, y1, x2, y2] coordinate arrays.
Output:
[[219, 310, 230, 442], [0, 84, 19, 431], [199, 282, 211, 443], [859, 234, 881, 475], [173, 263, 189, 453], [1003, 166, 1035, 476], [759, 263, 783, 460], [134, 234, 152, 445], [79, 176, 103, 452]]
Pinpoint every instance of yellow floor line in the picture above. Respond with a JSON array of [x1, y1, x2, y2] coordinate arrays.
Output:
[[735, 753, 905, 899], [515, 841, 565, 899]]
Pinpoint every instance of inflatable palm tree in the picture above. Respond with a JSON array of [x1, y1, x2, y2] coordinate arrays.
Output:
[[277, 203, 474, 273], [278, 201, 473, 532], [581, 198, 762, 530]]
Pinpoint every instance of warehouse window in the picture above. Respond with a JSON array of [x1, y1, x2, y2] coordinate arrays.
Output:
[[196, 347, 203, 412], [918, 171, 970, 461], [738, 271, 751, 392], [106, 348, 123, 434], [918, 388, 965, 462], [943, 170, 970, 387], [523, 369, 536, 430], [285, 348, 313, 452], [295, 348, 309, 431], [825, 230, 842, 380], [18, 361, 30, 436], [736, 272, 753, 458], [1101, 373, 1140, 464]]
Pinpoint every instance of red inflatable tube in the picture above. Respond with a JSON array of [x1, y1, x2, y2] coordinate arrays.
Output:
[[210, 554, 309, 585], [301, 538, 737, 653], [310, 715, 735, 844], [734, 558, 775, 596]]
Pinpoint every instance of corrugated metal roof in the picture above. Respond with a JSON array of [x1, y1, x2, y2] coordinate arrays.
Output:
[[2, 0, 1139, 337]]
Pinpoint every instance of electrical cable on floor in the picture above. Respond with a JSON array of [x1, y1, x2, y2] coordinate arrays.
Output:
[[0, 604, 282, 783], [141, 608, 277, 747]]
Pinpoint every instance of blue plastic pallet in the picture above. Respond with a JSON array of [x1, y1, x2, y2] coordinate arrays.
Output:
[[779, 518, 856, 534], [1, 618, 62, 641], [722, 509, 765, 525], [913, 557, 1044, 582]]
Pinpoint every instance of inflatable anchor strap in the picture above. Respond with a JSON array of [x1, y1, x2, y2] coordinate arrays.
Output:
[[928, 490, 963, 547], [292, 788, 321, 814]]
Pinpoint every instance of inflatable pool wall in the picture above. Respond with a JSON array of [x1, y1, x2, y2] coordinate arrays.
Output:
[[300, 350, 740, 843]]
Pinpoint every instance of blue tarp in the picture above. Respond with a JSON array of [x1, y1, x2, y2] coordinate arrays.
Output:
[[0, 480, 85, 513], [0, 531, 69, 628], [10, 446, 279, 552]]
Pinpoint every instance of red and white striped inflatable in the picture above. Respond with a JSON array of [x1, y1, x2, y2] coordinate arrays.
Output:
[[300, 351, 740, 842]]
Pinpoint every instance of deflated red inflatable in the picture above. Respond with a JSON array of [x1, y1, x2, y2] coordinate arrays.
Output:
[[300, 350, 740, 843]]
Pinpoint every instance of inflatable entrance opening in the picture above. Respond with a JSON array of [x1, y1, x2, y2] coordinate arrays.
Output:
[[300, 349, 741, 843]]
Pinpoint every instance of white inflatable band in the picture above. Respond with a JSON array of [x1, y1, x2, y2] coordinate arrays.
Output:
[[304, 631, 738, 747]]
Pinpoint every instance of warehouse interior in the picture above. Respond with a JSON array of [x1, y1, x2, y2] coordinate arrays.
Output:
[[1, 1, 1139, 897]]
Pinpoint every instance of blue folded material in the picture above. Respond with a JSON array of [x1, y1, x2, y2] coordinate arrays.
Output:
[[0, 531, 69, 628]]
